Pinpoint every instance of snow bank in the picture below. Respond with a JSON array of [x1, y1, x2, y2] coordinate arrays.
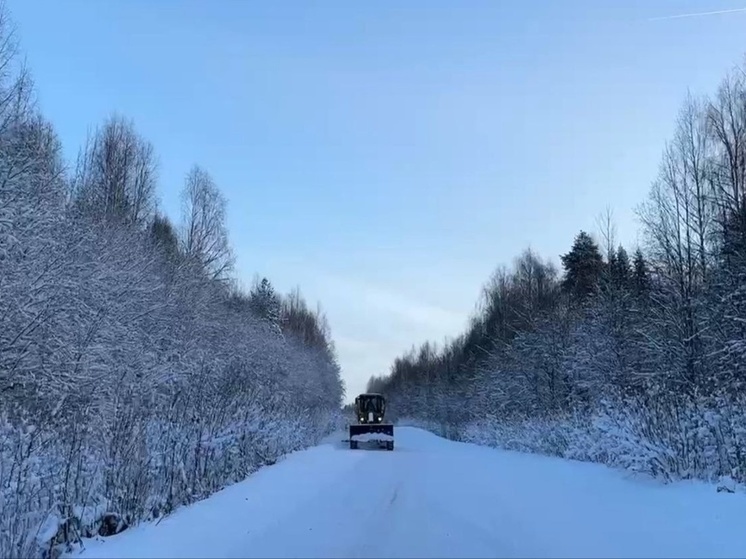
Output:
[[461, 392, 746, 487], [351, 432, 394, 442]]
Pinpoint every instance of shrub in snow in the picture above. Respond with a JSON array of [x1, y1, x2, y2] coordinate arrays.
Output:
[[717, 475, 737, 493], [456, 390, 746, 488]]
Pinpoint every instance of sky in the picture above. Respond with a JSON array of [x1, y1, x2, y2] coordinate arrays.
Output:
[[7, 0, 746, 402]]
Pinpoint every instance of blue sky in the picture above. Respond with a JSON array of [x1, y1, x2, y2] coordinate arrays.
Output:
[[8, 0, 746, 401]]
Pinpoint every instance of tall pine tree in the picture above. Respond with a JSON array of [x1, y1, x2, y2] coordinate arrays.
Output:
[[560, 231, 604, 303], [249, 277, 282, 327]]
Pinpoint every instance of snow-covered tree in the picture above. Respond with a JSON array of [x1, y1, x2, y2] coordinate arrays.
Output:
[[180, 164, 234, 281], [71, 115, 157, 226], [249, 276, 282, 328], [0, 7, 345, 558]]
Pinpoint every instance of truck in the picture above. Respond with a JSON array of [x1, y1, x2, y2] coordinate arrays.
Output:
[[348, 393, 394, 450]]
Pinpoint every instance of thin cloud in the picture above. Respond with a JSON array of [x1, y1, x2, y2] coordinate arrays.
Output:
[[315, 271, 467, 335], [649, 7, 746, 21], [310, 272, 469, 401]]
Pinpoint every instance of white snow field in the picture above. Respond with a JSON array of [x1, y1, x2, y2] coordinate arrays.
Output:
[[66, 427, 746, 559]]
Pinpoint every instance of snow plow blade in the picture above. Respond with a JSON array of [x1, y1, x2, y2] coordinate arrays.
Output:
[[349, 423, 394, 450]]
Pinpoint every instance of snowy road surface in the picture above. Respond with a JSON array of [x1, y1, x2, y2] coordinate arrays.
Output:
[[67, 427, 746, 558]]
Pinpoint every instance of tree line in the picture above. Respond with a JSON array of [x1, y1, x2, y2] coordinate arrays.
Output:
[[372, 57, 746, 488], [0, 8, 344, 559]]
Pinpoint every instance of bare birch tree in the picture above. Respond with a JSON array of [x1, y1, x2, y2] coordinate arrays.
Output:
[[71, 115, 157, 225], [180, 165, 234, 281]]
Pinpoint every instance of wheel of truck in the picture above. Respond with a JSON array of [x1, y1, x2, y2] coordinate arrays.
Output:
[[387, 441, 394, 451], [350, 440, 358, 449]]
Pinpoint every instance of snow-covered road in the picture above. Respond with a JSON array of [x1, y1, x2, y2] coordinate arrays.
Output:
[[67, 427, 746, 558]]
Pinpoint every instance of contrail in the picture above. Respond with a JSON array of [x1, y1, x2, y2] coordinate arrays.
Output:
[[649, 6, 746, 21]]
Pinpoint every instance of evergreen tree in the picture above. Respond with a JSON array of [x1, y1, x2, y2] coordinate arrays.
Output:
[[632, 249, 650, 296], [560, 231, 604, 303], [248, 277, 282, 327], [613, 246, 631, 288]]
